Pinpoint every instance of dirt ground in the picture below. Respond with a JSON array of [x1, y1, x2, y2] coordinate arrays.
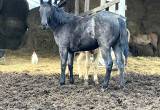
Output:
[[0, 72, 160, 110]]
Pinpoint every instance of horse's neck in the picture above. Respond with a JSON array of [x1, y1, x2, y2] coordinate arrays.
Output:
[[49, 7, 81, 29]]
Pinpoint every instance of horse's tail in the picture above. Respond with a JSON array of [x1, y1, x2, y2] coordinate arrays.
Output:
[[118, 18, 129, 61]]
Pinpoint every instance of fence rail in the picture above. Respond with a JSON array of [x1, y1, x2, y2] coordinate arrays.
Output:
[[80, 0, 120, 16]]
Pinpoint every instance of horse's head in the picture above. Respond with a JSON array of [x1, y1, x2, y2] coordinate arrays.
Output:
[[39, 0, 66, 29], [39, 0, 52, 30]]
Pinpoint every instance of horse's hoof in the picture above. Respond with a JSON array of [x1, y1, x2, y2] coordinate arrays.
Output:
[[70, 81, 74, 84], [60, 82, 65, 86], [84, 80, 88, 86], [69, 76, 74, 84], [69, 79, 74, 84], [60, 79, 65, 85], [102, 82, 108, 89]]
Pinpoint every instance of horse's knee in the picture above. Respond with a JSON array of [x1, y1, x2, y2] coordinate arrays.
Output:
[[116, 59, 124, 69], [68, 64, 73, 70], [106, 60, 113, 70]]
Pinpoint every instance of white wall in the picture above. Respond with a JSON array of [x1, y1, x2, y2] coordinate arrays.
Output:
[[107, 0, 126, 17]]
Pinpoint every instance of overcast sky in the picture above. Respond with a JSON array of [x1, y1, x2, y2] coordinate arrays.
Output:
[[27, 0, 57, 9]]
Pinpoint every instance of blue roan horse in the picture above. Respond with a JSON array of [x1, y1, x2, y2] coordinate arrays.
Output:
[[39, 0, 129, 89]]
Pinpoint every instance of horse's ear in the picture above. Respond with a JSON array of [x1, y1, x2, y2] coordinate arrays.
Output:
[[48, 0, 52, 5], [40, 0, 43, 4]]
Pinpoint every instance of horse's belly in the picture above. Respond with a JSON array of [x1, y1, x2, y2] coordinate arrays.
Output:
[[78, 37, 99, 51]]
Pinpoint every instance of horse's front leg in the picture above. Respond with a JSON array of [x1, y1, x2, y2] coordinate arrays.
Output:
[[59, 47, 68, 85], [68, 52, 74, 84]]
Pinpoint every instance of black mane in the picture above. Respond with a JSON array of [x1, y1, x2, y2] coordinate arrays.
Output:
[[48, 6, 81, 29]]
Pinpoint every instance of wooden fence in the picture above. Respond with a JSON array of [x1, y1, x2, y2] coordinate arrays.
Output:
[[74, 0, 126, 17]]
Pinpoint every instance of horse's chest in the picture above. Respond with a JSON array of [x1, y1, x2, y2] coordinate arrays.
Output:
[[54, 35, 69, 49]]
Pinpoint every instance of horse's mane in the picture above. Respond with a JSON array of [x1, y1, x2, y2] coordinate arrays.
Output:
[[49, 6, 81, 29]]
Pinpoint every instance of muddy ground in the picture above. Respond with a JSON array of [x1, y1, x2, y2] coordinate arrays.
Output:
[[0, 72, 160, 110]]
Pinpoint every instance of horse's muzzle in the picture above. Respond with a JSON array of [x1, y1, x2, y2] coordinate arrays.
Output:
[[41, 24, 49, 30]]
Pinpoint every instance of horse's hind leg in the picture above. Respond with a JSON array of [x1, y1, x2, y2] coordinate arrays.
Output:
[[113, 44, 125, 88], [100, 47, 113, 89], [59, 47, 68, 85], [68, 52, 74, 84]]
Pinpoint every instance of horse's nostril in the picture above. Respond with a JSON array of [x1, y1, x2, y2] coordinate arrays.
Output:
[[43, 27, 46, 30], [41, 22, 49, 30], [41, 25, 46, 30], [42, 24, 46, 27]]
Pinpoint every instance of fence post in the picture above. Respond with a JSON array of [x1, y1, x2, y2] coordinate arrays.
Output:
[[106, 0, 116, 13], [118, 0, 126, 17], [100, 0, 106, 6], [84, 0, 90, 12], [75, 0, 79, 15]]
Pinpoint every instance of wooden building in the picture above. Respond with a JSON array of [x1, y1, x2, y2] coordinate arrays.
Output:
[[74, 0, 127, 17]]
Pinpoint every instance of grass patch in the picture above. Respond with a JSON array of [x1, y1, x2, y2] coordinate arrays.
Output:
[[0, 51, 160, 75], [127, 56, 160, 75]]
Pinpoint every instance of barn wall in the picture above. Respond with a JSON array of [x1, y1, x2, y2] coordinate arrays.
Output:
[[0, 0, 29, 49], [126, 0, 160, 56], [24, 0, 160, 56], [23, 8, 58, 55]]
